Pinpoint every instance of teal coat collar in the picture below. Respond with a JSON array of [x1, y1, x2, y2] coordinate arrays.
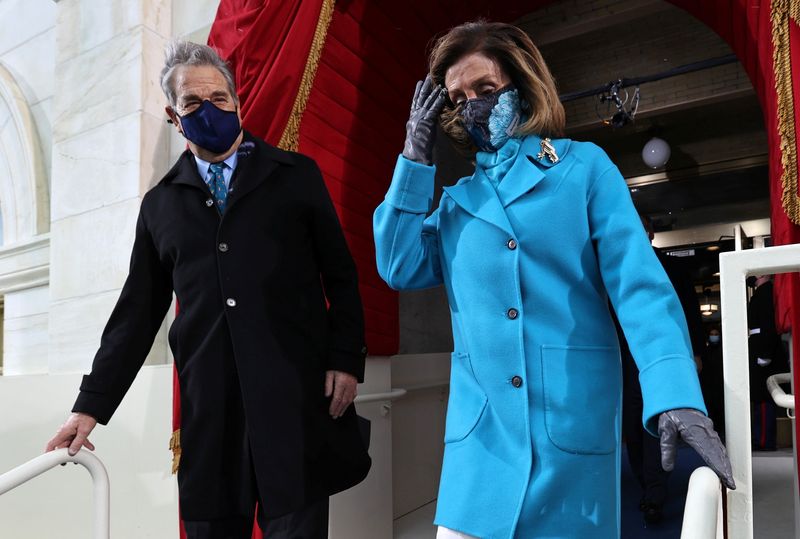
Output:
[[443, 135, 572, 234]]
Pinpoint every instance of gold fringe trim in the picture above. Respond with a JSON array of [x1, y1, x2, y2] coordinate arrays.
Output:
[[772, 0, 800, 225], [169, 429, 181, 475], [278, 0, 336, 152]]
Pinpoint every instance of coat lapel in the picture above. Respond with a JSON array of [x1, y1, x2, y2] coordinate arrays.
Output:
[[495, 135, 546, 208], [496, 134, 573, 207], [167, 151, 209, 193], [226, 133, 294, 210], [164, 132, 295, 212], [443, 169, 514, 235], [442, 135, 572, 233]]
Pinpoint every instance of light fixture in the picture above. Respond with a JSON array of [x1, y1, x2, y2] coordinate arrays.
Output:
[[700, 303, 719, 316], [642, 137, 671, 169], [707, 245, 720, 252]]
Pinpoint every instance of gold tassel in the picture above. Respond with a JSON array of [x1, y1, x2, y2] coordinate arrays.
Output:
[[278, 0, 337, 152], [771, 0, 800, 225], [169, 429, 181, 475]]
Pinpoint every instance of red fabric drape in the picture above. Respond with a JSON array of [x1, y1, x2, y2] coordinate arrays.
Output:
[[208, 0, 327, 145]]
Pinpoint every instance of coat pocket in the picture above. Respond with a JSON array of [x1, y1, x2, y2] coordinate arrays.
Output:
[[444, 352, 488, 444], [540, 345, 620, 455]]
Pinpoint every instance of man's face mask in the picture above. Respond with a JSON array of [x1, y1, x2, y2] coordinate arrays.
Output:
[[178, 100, 242, 154], [460, 85, 522, 152], [709, 335, 721, 344]]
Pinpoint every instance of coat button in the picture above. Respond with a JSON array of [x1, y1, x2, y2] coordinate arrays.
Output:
[[205, 198, 214, 207], [218, 242, 229, 252], [507, 239, 517, 250], [507, 308, 518, 319], [226, 298, 237, 307], [511, 375, 523, 388]]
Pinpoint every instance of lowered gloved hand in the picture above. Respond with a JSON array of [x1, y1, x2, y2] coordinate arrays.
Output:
[[659, 408, 736, 490], [402, 75, 447, 166]]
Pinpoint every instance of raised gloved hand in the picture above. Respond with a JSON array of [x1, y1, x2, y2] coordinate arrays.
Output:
[[659, 408, 736, 490], [402, 75, 447, 165]]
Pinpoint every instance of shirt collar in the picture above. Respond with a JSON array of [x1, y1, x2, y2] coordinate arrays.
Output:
[[194, 150, 239, 179]]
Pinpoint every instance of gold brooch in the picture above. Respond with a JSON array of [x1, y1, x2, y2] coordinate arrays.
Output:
[[536, 138, 560, 164]]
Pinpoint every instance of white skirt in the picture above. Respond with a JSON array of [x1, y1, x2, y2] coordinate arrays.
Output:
[[436, 526, 480, 539]]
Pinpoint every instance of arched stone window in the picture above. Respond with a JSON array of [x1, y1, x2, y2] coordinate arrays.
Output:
[[0, 62, 49, 245]]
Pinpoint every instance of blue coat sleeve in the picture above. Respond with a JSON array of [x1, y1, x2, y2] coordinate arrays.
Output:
[[373, 155, 443, 290], [587, 155, 706, 434]]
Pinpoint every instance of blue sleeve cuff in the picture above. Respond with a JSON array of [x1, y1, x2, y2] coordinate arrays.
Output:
[[384, 155, 436, 213], [639, 355, 707, 436]]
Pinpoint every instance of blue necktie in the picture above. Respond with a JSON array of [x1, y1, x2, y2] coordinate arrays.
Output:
[[207, 163, 228, 213]]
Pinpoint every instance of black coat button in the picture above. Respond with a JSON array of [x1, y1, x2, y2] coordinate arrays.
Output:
[[205, 198, 214, 207], [218, 242, 229, 252], [507, 239, 517, 250], [511, 376, 523, 388], [507, 308, 519, 319]]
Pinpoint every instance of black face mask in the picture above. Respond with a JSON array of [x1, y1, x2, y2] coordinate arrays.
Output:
[[460, 85, 518, 152]]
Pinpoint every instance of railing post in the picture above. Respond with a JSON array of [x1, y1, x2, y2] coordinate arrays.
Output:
[[719, 243, 800, 539], [681, 467, 722, 539]]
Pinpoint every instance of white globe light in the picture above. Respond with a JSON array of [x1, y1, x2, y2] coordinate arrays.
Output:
[[642, 137, 671, 169]]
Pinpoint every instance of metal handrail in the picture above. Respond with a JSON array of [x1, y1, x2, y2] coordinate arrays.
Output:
[[354, 388, 407, 404], [0, 448, 109, 539], [767, 373, 795, 410], [719, 242, 800, 539], [681, 467, 723, 539]]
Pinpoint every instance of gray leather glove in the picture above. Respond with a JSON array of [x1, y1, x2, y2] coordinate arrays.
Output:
[[402, 75, 446, 165], [659, 408, 736, 490]]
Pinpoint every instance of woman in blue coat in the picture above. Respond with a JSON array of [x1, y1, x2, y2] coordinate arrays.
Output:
[[373, 21, 734, 539]]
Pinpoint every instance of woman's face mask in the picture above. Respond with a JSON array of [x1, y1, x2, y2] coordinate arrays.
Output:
[[460, 85, 522, 152]]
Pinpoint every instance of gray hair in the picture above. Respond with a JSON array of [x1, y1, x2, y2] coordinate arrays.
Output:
[[160, 40, 238, 108]]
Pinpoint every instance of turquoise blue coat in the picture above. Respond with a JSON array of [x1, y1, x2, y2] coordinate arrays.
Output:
[[373, 134, 706, 538]]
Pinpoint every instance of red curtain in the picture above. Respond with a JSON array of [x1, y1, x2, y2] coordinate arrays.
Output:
[[208, 0, 328, 146]]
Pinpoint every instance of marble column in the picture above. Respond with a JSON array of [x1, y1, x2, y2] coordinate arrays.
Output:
[[48, 0, 173, 373]]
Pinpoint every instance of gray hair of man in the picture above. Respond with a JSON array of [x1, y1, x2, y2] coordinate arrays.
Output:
[[160, 40, 238, 108]]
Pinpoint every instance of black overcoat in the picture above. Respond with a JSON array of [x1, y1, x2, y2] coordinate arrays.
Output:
[[73, 132, 371, 519], [748, 281, 788, 402]]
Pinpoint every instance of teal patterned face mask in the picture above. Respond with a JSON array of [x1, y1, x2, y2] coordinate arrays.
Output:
[[460, 85, 523, 152]]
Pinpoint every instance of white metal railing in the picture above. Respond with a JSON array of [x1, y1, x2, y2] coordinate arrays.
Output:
[[354, 388, 407, 404], [681, 467, 724, 539], [767, 373, 795, 412], [0, 448, 109, 539], [719, 242, 800, 539]]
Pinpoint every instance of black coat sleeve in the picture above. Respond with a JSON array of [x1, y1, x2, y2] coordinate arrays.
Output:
[[72, 206, 174, 424], [304, 157, 367, 381]]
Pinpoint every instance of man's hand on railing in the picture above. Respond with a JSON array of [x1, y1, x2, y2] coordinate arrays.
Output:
[[45, 412, 98, 456], [658, 408, 736, 490]]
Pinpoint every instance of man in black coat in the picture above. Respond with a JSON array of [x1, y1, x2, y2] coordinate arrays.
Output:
[[748, 275, 788, 451], [46, 40, 370, 539]]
